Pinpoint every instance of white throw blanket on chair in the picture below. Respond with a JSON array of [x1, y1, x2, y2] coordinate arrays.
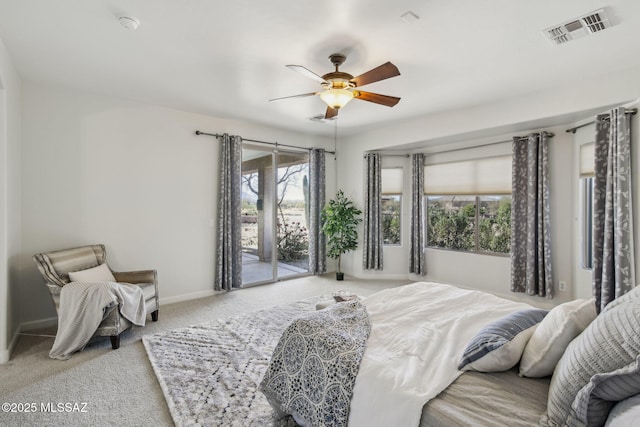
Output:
[[50, 281, 146, 360]]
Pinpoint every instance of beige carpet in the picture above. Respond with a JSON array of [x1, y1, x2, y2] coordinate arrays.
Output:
[[0, 275, 410, 427]]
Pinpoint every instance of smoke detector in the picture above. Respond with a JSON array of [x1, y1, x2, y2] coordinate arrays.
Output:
[[543, 8, 612, 45], [119, 16, 140, 31]]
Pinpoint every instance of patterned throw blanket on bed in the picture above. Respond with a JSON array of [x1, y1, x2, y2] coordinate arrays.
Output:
[[260, 300, 371, 427]]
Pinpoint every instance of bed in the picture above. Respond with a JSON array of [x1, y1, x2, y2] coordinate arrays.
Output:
[[260, 281, 640, 427], [420, 368, 550, 426]]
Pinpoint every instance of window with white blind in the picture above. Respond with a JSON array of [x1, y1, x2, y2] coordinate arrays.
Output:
[[424, 155, 512, 255], [382, 168, 402, 245], [579, 142, 595, 177], [424, 156, 512, 195]]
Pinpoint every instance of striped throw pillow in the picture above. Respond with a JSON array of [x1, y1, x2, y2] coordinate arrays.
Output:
[[541, 286, 640, 427], [458, 309, 548, 372]]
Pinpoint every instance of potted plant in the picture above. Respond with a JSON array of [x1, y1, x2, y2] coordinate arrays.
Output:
[[321, 190, 362, 280]]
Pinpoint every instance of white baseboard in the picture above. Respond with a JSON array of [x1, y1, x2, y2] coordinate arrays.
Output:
[[1, 325, 21, 364], [160, 289, 221, 306], [353, 272, 411, 281], [20, 316, 57, 332], [0, 348, 9, 364]]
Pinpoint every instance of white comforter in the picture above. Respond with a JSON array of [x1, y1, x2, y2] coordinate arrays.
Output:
[[348, 282, 533, 427], [50, 281, 146, 360]]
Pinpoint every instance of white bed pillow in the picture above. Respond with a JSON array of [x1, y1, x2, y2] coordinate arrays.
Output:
[[605, 394, 640, 426], [68, 263, 116, 283], [519, 298, 597, 378], [458, 309, 548, 372]]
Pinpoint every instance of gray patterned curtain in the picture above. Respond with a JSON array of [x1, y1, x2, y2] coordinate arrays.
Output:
[[215, 134, 242, 291], [363, 153, 383, 270], [410, 153, 426, 275], [308, 148, 326, 274], [510, 132, 553, 297], [592, 107, 635, 312]]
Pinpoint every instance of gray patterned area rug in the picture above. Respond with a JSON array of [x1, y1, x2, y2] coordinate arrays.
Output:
[[142, 296, 328, 427]]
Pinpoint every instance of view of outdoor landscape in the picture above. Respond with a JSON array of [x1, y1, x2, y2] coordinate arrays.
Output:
[[426, 195, 511, 254], [382, 195, 401, 245], [241, 161, 310, 270]]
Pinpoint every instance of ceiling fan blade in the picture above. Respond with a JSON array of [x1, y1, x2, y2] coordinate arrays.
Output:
[[353, 91, 401, 107], [351, 62, 400, 87], [325, 106, 339, 119], [269, 92, 319, 102], [286, 65, 328, 84]]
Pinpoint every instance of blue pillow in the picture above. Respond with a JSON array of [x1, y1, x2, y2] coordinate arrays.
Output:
[[458, 309, 548, 372]]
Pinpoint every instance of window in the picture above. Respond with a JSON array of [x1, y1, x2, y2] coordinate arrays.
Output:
[[478, 196, 512, 253], [579, 142, 595, 270], [382, 168, 402, 245], [424, 155, 512, 255], [580, 177, 594, 269], [382, 195, 401, 245], [426, 196, 475, 251], [426, 195, 511, 254]]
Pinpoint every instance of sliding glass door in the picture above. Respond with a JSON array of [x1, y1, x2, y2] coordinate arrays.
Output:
[[275, 151, 310, 280], [241, 147, 275, 285], [241, 145, 309, 286]]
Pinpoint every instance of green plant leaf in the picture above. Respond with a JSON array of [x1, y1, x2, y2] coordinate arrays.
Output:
[[321, 190, 363, 272]]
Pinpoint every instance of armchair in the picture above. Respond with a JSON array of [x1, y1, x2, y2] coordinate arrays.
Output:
[[33, 244, 159, 350]]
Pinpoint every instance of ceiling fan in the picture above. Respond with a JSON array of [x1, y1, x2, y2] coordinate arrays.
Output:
[[270, 53, 401, 120]]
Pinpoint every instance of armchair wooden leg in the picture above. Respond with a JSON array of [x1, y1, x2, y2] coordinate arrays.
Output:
[[110, 335, 120, 349], [151, 310, 159, 322]]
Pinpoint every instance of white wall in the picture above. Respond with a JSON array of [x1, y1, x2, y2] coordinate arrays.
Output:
[[18, 82, 334, 326], [337, 64, 640, 307], [0, 35, 21, 364]]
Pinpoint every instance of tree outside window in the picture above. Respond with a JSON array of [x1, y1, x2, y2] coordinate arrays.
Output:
[[381, 168, 403, 246], [478, 196, 511, 253], [426, 196, 475, 251], [426, 195, 511, 254], [382, 195, 401, 245]]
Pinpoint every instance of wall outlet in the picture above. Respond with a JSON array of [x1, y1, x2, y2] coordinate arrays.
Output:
[[559, 280, 567, 291]]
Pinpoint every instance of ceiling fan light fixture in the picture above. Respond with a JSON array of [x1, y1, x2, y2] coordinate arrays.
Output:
[[320, 88, 354, 109]]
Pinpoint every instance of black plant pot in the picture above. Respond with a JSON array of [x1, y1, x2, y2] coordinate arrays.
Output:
[[336, 272, 344, 281]]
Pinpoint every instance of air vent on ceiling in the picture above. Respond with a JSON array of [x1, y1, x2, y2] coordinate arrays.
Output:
[[543, 8, 612, 46], [308, 115, 337, 123]]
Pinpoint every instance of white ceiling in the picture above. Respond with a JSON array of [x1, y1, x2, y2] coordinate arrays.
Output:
[[1, 0, 639, 137]]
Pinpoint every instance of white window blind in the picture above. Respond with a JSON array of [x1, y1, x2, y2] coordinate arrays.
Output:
[[579, 142, 595, 177], [382, 168, 403, 195], [424, 155, 512, 195]]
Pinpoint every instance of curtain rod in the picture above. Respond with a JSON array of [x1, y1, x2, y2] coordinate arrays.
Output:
[[363, 131, 555, 158], [514, 131, 555, 139], [363, 153, 410, 158], [417, 131, 554, 156], [194, 130, 336, 155], [565, 108, 637, 134]]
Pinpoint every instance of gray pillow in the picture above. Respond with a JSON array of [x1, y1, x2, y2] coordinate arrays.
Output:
[[541, 286, 640, 427], [458, 309, 548, 372], [572, 356, 640, 425]]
